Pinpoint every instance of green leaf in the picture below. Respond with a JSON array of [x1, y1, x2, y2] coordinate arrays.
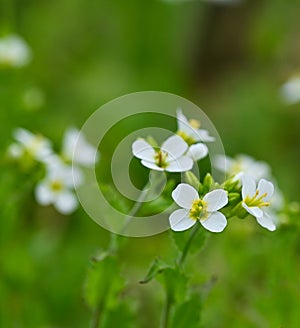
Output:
[[84, 251, 125, 310], [170, 293, 202, 328], [102, 303, 135, 328], [159, 268, 188, 303], [171, 224, 207, 256], [140, 257, 170, 284]]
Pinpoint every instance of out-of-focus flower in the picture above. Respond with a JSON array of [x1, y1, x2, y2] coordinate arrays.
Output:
[[169, 183, 228, 232], [8, 128, 52, 161], [213, 154, 270, 182], [176, 108, 215, 144], [241, 175, 276, 231], [132, 135, 193, 172], [0, 34, 32, 68], [280, 76, 300, 105], [35, 159, 80, 214], [62, 128, 99, 167]]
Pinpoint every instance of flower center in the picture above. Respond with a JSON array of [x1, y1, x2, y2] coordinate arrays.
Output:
[[189, 199, 208, 220], [50, 180, 63, 192], [154, 150, 169, 168], [244, 190, 270, 208], [177, 131, 195, 146]]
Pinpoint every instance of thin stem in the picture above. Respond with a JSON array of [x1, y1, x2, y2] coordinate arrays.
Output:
[[177, 223, 200, 268], [90, 299, 104, 328], [161, 293, 172, 328], [119, 180, 151, 235]]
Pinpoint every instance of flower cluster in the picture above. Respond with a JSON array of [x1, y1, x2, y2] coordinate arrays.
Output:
[[8, 127, 98, 214], [132, 110, 282, 233]]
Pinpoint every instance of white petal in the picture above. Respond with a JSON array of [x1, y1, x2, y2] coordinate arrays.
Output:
[[203, 189, 228, 212], [213, 154, 233, 173], [242, 203, 263, 218], [242, 175, 256, 199], [141, 160, 164, 171], [187, 143, 208, 161], [55, 191, 78, 214], [200, 211, 227, 233], [172, 183, 198, 209], [166, 156, 193, 172], [161, 135, 188, 160], [169, 209, 196, 231], [196, 129, 215, 142], [176, 108, 190, 133], [35, 182, 54, 205], [8, 143, 22, 158], [256, 213, 276, 231], [13, 128, 33, 145], [257, 179, 274, 201], [132, 139, 155, 162]]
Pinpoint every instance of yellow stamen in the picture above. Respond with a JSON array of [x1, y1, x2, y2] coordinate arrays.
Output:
[[244, 190, 270, 208], [154, 150, 168, 168], [189, 119, 201, 129], [50, 180, 63, 192], [189, 199, 208, 220]]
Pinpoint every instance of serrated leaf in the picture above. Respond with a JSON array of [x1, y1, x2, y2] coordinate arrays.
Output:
[[157, 268, 188, 303], [84, 252, 125, 310], [140, 258, 170, 284], [170, 293, 202, 328]]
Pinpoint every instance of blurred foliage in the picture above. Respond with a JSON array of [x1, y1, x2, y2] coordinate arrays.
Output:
[[1, 0, 300, 327]]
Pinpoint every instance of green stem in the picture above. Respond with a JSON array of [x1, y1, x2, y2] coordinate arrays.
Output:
[[161, 293, 172, 328], [90, 299, 104, 328], [177, 223, 200, 268]]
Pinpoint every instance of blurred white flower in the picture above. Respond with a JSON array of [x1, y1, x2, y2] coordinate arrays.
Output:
[[35, 158, 80, 214], [62, 127, 99, 167], [9, 128, 52, 161], [132, 135, 193, 172], [169, 183, 228, 232], [0, 34, 32, 68], [280, 76, 300, 105], [213, 154, 271, 181], [242, 175, 276, 231], [176, 108, 215, 144], [186, 143, 208, 161]]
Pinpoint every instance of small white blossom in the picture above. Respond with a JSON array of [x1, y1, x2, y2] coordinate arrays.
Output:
[[132, 135, 193, 172], [280, 76, 300, 105], [176, 108, 215, 144], [35, 158, 80, 214], [213, 154, 271, 181], [62, 127, 99, 167], [9, 128, 52, 161], [0, 34, 32, 68], [242, 175, 276, 231], [169, 183, 228, 232]]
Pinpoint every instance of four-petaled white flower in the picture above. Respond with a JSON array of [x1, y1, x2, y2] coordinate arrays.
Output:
[[169, 183, 228, 232], [176, 108, 215, 144], [8, 128, 52, 161], [280, 76, 300, 105], [242, 175, 276, 231], [213, 154, 270, 182], [35, 157, 81, 214], [0, 34, 32, 68], [62, 127, 99, 167], [132, 135, 193, 172]]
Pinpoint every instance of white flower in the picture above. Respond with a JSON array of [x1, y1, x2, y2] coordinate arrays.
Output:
[[241, 175, 276, 231], [213, 154, 270, 181], [9, 128, 52, 161], [62, 127, 99, 167], [280, 76, 300, 105], [186, 143, 208, 161], [176, 108, 215, 144], [35, 158, 80, 214], [169, 183, 228, 232], [0, 34, 32, 68], [132, 135, 193, 172]]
